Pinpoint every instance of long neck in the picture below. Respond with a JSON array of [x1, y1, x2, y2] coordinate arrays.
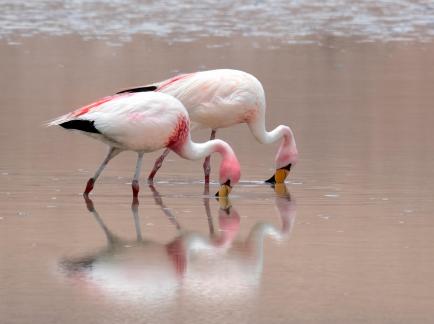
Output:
[[173, 135, 239, 184], [248, 119, 298, 168], [175, 135, 232, 161]]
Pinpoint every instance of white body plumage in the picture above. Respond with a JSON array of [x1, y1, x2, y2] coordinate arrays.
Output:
[[50, 92, 186, 152], [124, 69, 298, 183], [49, 91, 240, 196], [155, 69, 265, 131]]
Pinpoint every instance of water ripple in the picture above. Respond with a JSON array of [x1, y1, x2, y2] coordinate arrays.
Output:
[[1, 0, 433, 45]]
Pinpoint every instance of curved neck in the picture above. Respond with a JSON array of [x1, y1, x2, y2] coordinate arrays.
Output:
[[248, 121, 298, 168], [174, 136, 240, 184], [175, 136, 232, 161], [250, 124, 285, 144]]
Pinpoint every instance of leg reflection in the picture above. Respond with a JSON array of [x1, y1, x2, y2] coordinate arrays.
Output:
[[131, 197, 142, 241], [83, 195, 120, 245], [149, 184, 181, 231], [59, 186, 297, 303]]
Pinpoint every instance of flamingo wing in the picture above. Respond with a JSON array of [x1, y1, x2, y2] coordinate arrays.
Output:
[[47, 95, 128, 130], [116, 85, 157, 94], [59, 119, 101, 134], [115, 73, 194, 95]]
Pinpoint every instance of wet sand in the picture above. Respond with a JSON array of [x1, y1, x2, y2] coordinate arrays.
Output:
[[1, 35, 434, 323]]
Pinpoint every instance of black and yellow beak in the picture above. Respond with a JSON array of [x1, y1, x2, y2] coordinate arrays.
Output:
[[265, 163, 292, 184], [215, 180, 232, 197]]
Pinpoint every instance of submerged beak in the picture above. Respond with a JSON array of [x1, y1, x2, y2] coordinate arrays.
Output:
[[215, 180, 232, 197], [273, 183, 289, 196], [218, 196, 232, 213], [264, 163, 292, 184]]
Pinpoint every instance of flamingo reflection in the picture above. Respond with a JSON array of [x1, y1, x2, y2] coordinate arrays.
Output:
[[59, 184, 296, 302]]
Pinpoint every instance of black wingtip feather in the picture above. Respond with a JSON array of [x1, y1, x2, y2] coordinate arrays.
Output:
[[60, 120, 101, 134], [116, 85, 157, 94]]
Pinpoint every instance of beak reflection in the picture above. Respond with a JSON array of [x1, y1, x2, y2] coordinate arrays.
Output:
[[59, 184, 296, 304]]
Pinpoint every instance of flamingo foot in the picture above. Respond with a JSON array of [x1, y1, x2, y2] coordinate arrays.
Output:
[[132, 180, 140, 197], [84, 178, 95, 195]]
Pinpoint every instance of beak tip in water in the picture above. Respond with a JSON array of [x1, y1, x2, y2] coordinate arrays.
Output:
[[264, 174, 276, 184], [266, 163, 292, 184], [215, 184, 231, 197]]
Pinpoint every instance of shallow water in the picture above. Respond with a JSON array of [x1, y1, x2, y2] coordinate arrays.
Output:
[[1, 19, 434, 324], [1, 0, 434, 45]]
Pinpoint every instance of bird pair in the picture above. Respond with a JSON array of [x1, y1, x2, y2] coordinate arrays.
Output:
[[49, 69, 298, 197]]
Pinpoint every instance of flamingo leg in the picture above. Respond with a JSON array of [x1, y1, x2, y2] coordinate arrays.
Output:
[[132, 152, 144, 197], [84, 147, 122, 196], [203, 129, 217, 184], [147, 148, 170, 183]]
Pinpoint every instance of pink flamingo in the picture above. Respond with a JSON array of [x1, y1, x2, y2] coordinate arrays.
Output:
[[118, 69, 298, 184], [48, 91, 240, 197], [60, 185, 296, 304]]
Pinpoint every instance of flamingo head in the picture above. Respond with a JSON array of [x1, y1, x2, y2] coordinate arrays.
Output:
[[264, 163, 293, 185], [265, 136, 298, 185], [215, 154, 241, 198]]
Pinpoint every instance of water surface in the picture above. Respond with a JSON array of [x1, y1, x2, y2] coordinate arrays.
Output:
[[1, 0, 434, 45], [1, 9, 434, 324]]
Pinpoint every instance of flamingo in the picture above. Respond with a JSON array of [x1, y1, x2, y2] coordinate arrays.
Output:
[[60, 185, 296, 304], [48, 91, 240, 197], [117, 69, 298, 184]]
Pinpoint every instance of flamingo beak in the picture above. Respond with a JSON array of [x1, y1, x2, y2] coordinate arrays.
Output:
[[215, 180, 232, 197], [218, 196, 232, 213], [273, 183, 289, 196], [265, 163, 292, 184]]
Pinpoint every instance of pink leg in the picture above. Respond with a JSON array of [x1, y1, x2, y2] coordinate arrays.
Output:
[[148, 148, 170, 183], [203, 129, 217, 184], [132, 180, 139, 197], [84, 178, 95, 196], [83, 147, 121, 196]]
